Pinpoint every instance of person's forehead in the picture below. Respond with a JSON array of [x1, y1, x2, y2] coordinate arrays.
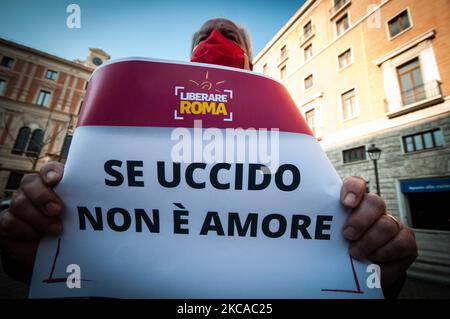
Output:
[[200, 19, 240, 34]]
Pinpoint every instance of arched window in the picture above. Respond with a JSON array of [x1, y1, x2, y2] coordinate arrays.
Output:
[[12, 126, 30, 155], [26, 129, 44, 156]]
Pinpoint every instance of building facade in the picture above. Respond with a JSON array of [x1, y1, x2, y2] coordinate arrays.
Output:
[[0, 38, 109, 198], [253, 0, 450, 284]]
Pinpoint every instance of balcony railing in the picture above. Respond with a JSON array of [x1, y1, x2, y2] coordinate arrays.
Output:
[[277, 49, 289, 66], [400, 80, 442, 106], [386, 80, 443, 118], [301, 25, 315, 44], [329, 0, 351, 17]]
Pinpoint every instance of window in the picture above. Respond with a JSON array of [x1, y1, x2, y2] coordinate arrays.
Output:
[[333, 0, 349, 11], [397, 58, 425, 105], [303, 21, 313, 39], [280, 65, 287, 80], [12, 127, 31, 155], [343, 146, 366, 163], [402, 129, 444, 153], [262, 63, 268, 75], [330, 0, 351, 17], [341, 88, 357, 120], [381, 40, 441, 115], [0, 79, 6, 95], [280, 45, 287, 60], [36, 90, 51, 106], [338, 48, 352, 69], [304, 44, 313, 61], [26, 129, 44, 156], [45, 69, 58, 81], [5, 172, 24, 191], [304, 74, 313, 90], [60, 135, 73, 159], [336, 13, 349, 36], [1, 56, 14, 68], [388, 10, 411, 38], [305, 109, 315, 134]]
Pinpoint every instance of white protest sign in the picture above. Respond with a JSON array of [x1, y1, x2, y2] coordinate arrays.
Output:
[[29, 58, 383, 298]]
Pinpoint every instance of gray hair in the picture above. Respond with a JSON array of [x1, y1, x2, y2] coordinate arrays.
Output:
[[191, 18, 253, 61]]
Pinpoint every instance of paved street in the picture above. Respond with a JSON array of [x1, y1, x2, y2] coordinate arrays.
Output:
[[399, 277, 450, 299], [0, 260, 28, 299]]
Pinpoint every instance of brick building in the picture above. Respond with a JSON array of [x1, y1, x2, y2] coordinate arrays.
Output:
[[0, 38, 109, 198], [253, 0, 450, 284]]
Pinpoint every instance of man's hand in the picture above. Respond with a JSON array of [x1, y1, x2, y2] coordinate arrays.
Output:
[[340, 176, 418, 289], [0, 162, 65, 271]]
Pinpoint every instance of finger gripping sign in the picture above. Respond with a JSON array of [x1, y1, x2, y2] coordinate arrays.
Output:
[[29, 58, 383, 298]]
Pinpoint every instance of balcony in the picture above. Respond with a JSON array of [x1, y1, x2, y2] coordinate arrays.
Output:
[[277, 49, 289, 66], [386, 80, 444, 118], [300, 25, 315, 47], [329, 0, 351, 20]]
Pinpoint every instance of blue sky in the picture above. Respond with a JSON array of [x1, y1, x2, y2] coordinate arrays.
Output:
[[0, 0, 305, 63]]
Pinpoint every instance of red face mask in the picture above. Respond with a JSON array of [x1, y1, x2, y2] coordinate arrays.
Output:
[[191, 29, 246, 69]]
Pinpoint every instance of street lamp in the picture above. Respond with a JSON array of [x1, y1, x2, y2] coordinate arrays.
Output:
[[367, 144, 382, 196]]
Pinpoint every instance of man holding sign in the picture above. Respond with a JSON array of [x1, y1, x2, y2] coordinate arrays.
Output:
[[0, 18, 417, 298]]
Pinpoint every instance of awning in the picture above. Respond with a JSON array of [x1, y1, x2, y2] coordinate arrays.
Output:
[[401, 177, 450, 193]]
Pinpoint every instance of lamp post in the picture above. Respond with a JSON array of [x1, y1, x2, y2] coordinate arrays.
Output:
[[367, 144, 382, 196]]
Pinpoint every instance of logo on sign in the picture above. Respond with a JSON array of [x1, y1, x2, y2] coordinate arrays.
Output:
[[174, 71, 233, 121]]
